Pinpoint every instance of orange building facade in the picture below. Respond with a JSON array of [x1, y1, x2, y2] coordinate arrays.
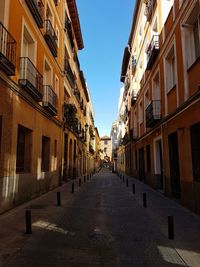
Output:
[[117, 0, 200, 213], [0, 0, 97, 213]]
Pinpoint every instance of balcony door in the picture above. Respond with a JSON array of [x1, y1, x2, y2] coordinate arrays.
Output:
[[152, 72, 160, 101]]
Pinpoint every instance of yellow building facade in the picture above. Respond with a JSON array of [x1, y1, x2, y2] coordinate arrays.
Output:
[[0, 0, 97, 213]]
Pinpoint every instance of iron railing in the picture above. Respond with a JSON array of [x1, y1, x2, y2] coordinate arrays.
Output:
[[25, 0, 43, 28], [146, 35, 159, 70], [19, 57, 43, 101], [43, 85, 58, 115], [145, 100, 161, 128], [64, 58, 75, 87], [0, 22, 16, 76], [44, 19, 58, 57]]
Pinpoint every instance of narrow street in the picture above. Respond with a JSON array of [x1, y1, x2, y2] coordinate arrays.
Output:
[[1, 169, 200, 267]]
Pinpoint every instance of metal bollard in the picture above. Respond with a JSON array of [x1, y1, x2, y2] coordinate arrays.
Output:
[[72, 183, 74, 194], [84, 176, 86, 183], [57, 192, 61, 206], [126, 179, 129, 187], [25, 210, 32, 234], [168, 216, 174, 240], [79, 178, 81, 187], [132, 184, 135, 194], [143, 193, 147, 207]]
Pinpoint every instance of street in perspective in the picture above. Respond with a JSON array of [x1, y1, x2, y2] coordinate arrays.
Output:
[[0, 0, 200, 266]]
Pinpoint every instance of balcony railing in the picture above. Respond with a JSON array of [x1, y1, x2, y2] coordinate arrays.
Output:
[[144, 0, 156, 21], [25, 0, 43, 28], [146, 35, 159, 70], [145, 100, 161, 128], [64, 59, 75, 88], [43, 85, 58, 115], [0, 23, 16, 76], [64, 15, 74, 49], [132, 55, 137, 75], [19, 57, 43, 101], [44, 20, 58, 57]]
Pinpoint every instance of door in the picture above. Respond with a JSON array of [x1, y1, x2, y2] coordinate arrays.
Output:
[[139, 147, 145, 182], [63, 133, 68, 181], [168, 132, 181, 198]]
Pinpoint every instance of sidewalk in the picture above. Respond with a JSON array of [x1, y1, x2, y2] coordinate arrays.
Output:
[[0, 177, 86, 267], [119, 172, 200, 267]]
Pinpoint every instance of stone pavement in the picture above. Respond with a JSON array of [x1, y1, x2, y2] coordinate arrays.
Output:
[[0, 168, 199, 267]]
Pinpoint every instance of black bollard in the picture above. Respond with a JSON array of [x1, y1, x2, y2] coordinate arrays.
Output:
[[168, 216, 174, 240], [84, 176, 86, 183], [143, 193, 147, 208], [57, 192, 61, 206], [132, 184, 135, 194], [126, 179, 129, 187], [72, 183, 74, 194], [79, 178, 81, 187], [25, 210, 32, 234]]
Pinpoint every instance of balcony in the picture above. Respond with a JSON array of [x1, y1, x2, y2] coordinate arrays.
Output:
[[25, 0, 43, 28], [63, 103, 79, 133], [0, 23, 16, 76], [130, 128, 137, 141], [64, 59, 75, 88], [132, 55, 137, 75], [19, 57, 43, 101], [43, 85, 58, 116], [131, 91, 137, 106], [64, 15, 74, 49], [144, 0, 156, 21], [145, 100, 161, 128], [146, 35, 159, 70], [44, 20, 58, 57]]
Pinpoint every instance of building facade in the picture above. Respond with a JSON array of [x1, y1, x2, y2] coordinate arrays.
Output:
[[117, 0, 200, 213], [100, 136, 112, 163], [0, 0, 98, 214]]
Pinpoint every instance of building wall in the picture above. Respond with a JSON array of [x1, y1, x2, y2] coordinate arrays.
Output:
[[117, 0, 200, 213], [100, 138, 112, 162]]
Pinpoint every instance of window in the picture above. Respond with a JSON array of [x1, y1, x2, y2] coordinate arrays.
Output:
[[146, 145, 151, 172], [182, 2, 200, 68], [41, 136, 50, 172], [0, 116, 2, 153], [54, 140, 57, 158], [190, 123, 200, 182], [22, 24, 36, 63], [139, 101, 143, 124], [165, 45, 176, 92], [55, 76, 59, 97], [44, 59, 52, 85], [16, 125, 32, 173], [152, 72, 160, 100], [104, 140, 108, 145]]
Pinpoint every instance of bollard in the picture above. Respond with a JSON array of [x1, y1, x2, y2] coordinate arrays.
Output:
[[123, 176, 125, 182], [79, 178, 81, 187], [168, 216, 174, 240], [132, 184, 135, 194], [25, 210, 32, 234], [126, 179, 129, 187], [143, 193, 147, 208], [72, 183, 74, 194], [87, 174, 89, 180], [84, 176, 86, 183], [57, 192, 61, 206]]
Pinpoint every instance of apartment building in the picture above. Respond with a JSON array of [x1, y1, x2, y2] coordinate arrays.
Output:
[[117, 0, 200, 213], [0, 0, 97, 213], [100, 136, 112, 163]]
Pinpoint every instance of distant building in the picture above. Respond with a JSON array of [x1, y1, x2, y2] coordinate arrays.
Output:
[[100, 136, 112, 162]]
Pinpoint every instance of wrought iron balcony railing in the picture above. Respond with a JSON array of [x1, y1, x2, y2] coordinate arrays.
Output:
[[43, 85, 58, 115], [0, 22, 16, 76], [64, 58, 75, 88], [64, 15, 74, 49], [19, 57, 43, 101], [145, 100, 161, 128], [146, 35, 159, 70], [132, 55, 137, 74], [44, 19, 58, 57], [25, 0, 43, 28]]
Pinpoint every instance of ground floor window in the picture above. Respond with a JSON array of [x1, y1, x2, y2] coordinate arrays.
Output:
[[190, 122, 200, 182], [41, 136, 50, 172], [16, 125, 32, 173]]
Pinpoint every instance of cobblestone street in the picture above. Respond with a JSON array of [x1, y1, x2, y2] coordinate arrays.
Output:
[[1, 168, 200, 267]]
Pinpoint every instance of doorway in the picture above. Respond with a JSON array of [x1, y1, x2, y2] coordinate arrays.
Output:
[[168, 132, 181, 199], [154, 139, 163, 189], [139, 147, 145, 182]]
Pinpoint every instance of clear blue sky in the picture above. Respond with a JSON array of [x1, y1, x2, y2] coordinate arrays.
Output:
[[76, 0, 135, 137]]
